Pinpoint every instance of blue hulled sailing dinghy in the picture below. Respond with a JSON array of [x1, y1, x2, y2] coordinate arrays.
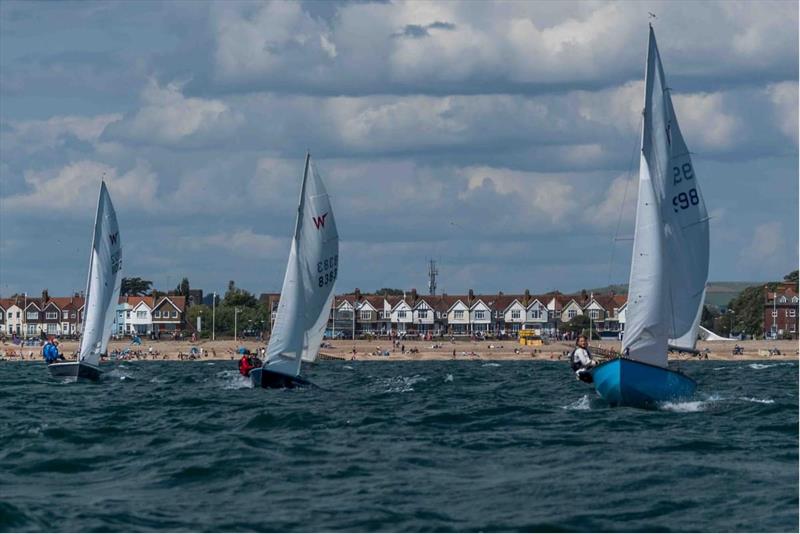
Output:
[[589, 26, 709, 408], [251, 154, 339, 389], [49, 182, 122, 382]]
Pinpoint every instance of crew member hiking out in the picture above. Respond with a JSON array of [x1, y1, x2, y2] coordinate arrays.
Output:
[[238, 352, 263, 377], [569, 334, 597, 383], [43, 339, 65, 364]]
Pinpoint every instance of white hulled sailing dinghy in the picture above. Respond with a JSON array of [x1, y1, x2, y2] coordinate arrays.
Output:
[[49, 182, 122, 381], [250, 153, 338, 389], [588, 25, 709, 407]]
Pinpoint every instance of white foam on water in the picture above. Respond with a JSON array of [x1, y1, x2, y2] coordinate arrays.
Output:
[[343, 365, 354, 370], [482, 363, 501, 367], [149, 376, 168, 384], [739, 397, 775, 404], [563, 395, 592, 410], [749, 363, 776, 370], [444, 373, 454, 383], [380, 374, 428, 393], [659, 400, 709, 412], [217, 369, 253, 390], [205, 362, 215, 365], [107, 367, 134, 380]]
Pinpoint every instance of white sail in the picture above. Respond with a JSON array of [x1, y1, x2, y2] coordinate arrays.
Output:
[[622, 26, 709, 366], [265, 154, 339, 377], [79, 182, 122, 366]]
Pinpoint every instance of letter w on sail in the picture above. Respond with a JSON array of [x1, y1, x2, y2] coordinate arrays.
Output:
[[312, 213, 328, 230], [109, 232, 119, 245]]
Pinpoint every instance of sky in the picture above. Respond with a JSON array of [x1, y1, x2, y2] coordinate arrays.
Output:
[[0, 0, 797, 298]]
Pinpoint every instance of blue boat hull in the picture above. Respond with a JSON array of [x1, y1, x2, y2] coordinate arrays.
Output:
[[589, 357, 696, 408]]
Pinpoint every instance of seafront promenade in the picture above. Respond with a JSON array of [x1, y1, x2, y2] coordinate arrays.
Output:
[[2, 338, 797, 362]]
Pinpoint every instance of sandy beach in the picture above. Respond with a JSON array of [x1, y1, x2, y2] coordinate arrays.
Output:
[[2, 337, 797, 362]]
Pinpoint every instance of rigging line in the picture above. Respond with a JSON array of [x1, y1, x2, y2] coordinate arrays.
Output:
[[606, 113, 644, 287]]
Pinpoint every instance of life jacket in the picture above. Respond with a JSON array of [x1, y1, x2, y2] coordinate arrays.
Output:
[[239, 356, 254, 377], [569, 349, 582, 371]]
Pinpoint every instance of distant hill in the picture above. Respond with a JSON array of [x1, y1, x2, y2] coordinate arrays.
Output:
[[582, 281, 763, 308]]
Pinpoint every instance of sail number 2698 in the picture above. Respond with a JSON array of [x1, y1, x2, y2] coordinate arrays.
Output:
[[317, 254, 339, 287]]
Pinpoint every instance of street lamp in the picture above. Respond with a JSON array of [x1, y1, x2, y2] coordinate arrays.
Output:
[[234, 307, 241, 343]]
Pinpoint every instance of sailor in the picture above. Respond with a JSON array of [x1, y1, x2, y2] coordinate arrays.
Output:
[[238, 354, 263, 377], [570, 334, 597, 383], [42, 339, 65, 364]]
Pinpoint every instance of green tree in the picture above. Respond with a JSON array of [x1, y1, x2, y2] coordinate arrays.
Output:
[[375, 288, 404, 296], [121, 277, 153, 296], [175, 277, 190, 296], [728, 285, 771, 337], [784, 270, 798, 284], [186, 304, 211, 337], [700, 304, 720, 331]]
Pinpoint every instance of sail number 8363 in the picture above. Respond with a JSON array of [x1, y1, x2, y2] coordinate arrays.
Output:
[[317, 255, 339, 287]]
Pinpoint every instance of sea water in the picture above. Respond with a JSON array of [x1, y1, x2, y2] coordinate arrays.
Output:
[[1, 360, 797, 532]]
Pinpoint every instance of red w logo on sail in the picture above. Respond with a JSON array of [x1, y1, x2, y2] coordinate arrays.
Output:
[[312, 213, 328, 229]]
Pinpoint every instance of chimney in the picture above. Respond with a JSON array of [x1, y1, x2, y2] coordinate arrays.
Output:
[[42, 289, 49, 302], [410, 288, 418, 304], [498, 291, 504, 296], [524, 289, 530, 305], [468, 288, 474, 304], [354, 288, 361, 301]]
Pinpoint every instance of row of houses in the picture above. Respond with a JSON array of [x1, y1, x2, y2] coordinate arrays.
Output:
[[0, 292, 187, 338], [262, 289, 629, 337]]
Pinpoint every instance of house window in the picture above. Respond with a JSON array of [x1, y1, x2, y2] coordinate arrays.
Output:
[[793, 297, 799, 303], [172, 311, 178, 318], [568, 309, 577, 319], [454, 310, 464, 320], [27, 324, 37, 334], [398, 311, 407, 319], [16, 312, 20, 318], [531, 310, 541, 319], [71, 312, 76, 318], [790, 309, 797, 318], [590, 310, 600, 319], [27, 311, 38, 320], [779, 296, 787, 303], [63, 311, 69, 319], [0, 311, 3, 320], [154, 311, 161, 318], [47, 323, 58, 334], [418, 310, 428, 319], [772, 311, 778, 318], [360, 311, 371, 321], [511, 310, 521, 319], [126, 311, 131, 318], [475, 311, 484, 320], [137, 311, 147, 319], [45, 311, 57, 320]]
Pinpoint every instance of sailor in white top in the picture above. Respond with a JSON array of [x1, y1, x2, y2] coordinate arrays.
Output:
[[570, 335, 597, 382]]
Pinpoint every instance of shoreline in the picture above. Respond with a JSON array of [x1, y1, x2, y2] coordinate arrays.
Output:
[[2, 339, 797, 362]]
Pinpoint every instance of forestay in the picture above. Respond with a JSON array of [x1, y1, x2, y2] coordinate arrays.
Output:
[[622, 26, 710, 367], [79, 182, 123, 366], [265, 155, 339, 377]]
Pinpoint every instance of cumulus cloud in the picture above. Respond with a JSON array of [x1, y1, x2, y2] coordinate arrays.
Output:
[[737, 221, 792, 276], [765, 81, 799, 145], [672, 92, 742, 151], [103, 80, 243, 146], [4, 160, 158, 212], [185, 229, 288, 260]]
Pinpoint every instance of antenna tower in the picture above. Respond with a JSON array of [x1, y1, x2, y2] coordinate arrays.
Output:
[[428, 259, 438, 295]]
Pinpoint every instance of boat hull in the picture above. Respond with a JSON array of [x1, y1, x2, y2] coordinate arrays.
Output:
[[590, 357, 696, 408], [249, 368, 313, 389], [47, 361, 102, 382]]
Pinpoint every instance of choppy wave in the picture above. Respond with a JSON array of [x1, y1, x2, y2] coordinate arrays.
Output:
[[0, 359, 796, 532]]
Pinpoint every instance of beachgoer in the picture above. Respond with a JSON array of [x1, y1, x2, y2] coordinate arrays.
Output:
[[570, 335, 597, 383]]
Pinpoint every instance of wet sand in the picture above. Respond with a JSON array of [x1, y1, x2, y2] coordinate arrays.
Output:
[[2, 338, 797, 362]]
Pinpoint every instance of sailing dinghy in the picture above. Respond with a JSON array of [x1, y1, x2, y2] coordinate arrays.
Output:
[[250, 154, 338, 389], [49, 182, 122, 381], [589, 26, 709, 408]]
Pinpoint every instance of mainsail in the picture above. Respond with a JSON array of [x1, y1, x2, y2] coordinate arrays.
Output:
[[265, 154, 339, 377], [622, 26, 710, 367], [79, 182, 122, 366]]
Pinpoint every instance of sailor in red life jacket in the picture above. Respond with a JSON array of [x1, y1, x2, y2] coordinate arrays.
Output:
[[238, 353, 263, 377]]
